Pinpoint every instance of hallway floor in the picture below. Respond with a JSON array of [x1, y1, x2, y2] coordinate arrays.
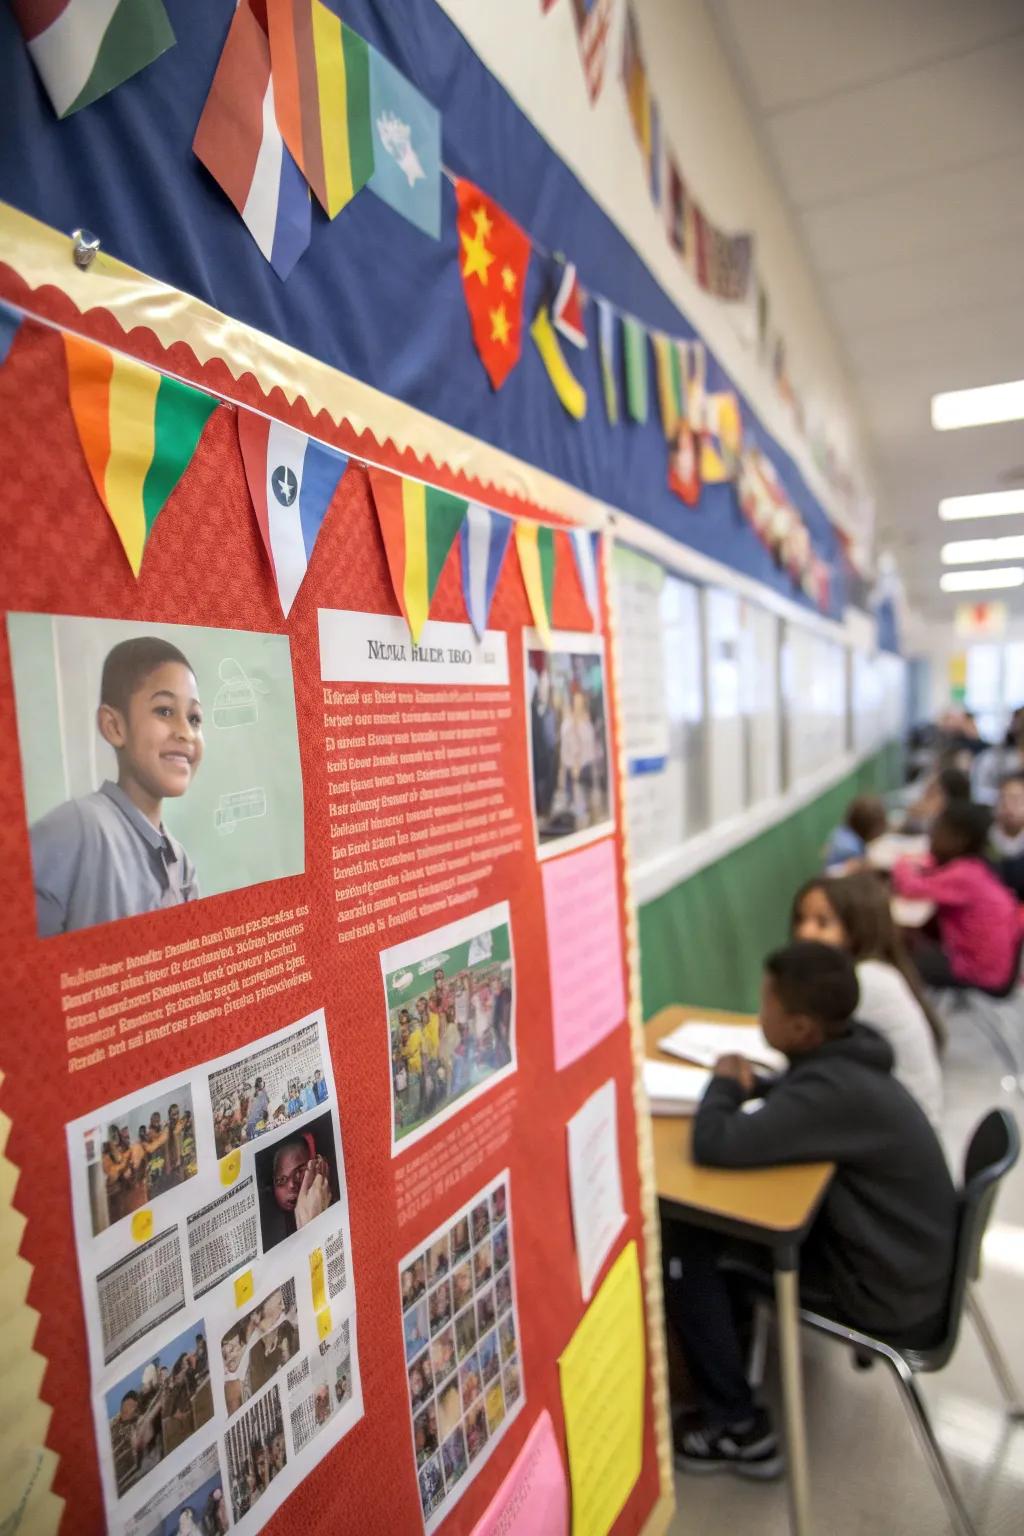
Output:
[[666, 1024, 1024, 1536]]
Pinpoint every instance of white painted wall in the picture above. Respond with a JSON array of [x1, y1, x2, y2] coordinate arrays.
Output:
[[435, 0, 875, 547]]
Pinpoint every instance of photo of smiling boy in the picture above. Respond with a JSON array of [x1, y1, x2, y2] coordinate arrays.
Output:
[[30, 636, 202, 936]]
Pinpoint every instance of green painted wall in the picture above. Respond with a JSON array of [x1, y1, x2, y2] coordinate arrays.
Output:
[[638, 743, 903, 1018]]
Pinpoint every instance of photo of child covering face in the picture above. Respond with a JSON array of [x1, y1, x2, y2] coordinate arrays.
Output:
[[253, 1111, 338, 1255], [8, 613, 303, 938], [220, 1279, 299, 1415]]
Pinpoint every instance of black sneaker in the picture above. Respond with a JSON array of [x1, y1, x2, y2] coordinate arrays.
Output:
[[673, 1407, 783, 1479]]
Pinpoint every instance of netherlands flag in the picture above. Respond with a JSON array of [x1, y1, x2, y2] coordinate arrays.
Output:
[[237, 411, 349, 616], [193, 1, 311, 280]]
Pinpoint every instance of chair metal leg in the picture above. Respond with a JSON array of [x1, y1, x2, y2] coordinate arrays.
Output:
[[799, 1309, 979, 1536], [883, 1350, 979, 1536], [967, 1289, 1024, 1420], [746, 1297, 770, 1391], [963, 996, 1024, 1095]]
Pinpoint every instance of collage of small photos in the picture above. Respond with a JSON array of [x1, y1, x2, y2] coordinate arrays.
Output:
[[65, 1010, 363, 1536], [399, 1172, 524, 1532]]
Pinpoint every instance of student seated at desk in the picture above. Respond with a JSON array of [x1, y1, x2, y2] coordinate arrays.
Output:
[[821, 794, 887, 871], [791, 872, 944, 1127], [902, 763, 971, 834], [991, 773, 1024, 901], [663, 942, 957, 1479], [891, 802, 1019, 991]]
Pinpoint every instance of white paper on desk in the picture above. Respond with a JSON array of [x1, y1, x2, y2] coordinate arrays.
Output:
[[658, 1021, 786, 1074], [642, 1059, 711, 1115], [566, 1080, 628, 1301]]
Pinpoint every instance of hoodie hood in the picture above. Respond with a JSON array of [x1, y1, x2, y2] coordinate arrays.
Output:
[[789, 1020, 895, 1075]]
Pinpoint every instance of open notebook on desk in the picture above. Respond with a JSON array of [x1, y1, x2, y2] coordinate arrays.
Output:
[[658, 1019, 786, 1074], [642, 1059, 711, 1116]]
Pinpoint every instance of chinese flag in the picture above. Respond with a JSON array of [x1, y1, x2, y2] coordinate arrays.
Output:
[[455, 178, 531, 390]]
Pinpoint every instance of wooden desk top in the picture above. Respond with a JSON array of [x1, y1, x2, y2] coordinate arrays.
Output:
[[645, 1005, 834, 1242]]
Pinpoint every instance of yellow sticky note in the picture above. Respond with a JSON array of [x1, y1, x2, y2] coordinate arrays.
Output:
[[131, 1208, 153, 1243], [316, 1306, 333, 1341], [558, 1240, 644, 1536], [309, 1248, 326, 1314], [234, 1270, 254, 1309], [220, 1149, 241, 1186]]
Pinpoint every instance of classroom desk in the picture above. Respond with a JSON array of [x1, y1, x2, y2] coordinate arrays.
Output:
[[891, 894, 936, 929], [867, 832, 930, 872], [646, 1005, 834, 1536]]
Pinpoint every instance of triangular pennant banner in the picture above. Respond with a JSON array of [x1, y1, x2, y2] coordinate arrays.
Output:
[[569, 527, 600, 629], [193, 0, 311, 280], [63, 334, 217, 577], [596, 298, 619, 426], [621, 316, 649, 423], [237, 410, 349, 615], [0, 300, 24, 366], [455, 178, 531, 390], [652, 332, 683, 440], [552, 260, 587, 349], [531, 305, 587, 420], [12, 0, 175, 119], [515, 520, 556, 650], [461, 502, 513, 640], [368, 468, 467, 643], [267, 0, 375, 219]]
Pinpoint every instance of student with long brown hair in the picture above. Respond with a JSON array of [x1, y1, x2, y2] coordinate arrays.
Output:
[[791, 871, 944, 1128]]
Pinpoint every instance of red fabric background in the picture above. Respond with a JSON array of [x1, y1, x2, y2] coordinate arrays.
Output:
[[0, 304, 661, 1535]]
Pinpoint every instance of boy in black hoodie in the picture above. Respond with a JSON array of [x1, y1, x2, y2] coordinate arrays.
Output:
[[664, 941, 957, 1478]]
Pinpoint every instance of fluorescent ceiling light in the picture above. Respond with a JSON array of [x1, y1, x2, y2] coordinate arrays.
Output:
[[940, 567, 1024, 592], [932, 379, 1024, 430], [939, 489, 1024, 521], [941, 536, 1024, 565]]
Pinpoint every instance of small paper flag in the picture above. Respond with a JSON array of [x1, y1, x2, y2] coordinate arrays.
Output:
[[621, 315, 649, 424], [237, 410, 349, 615], [515, 520, 556, 650], [0, 300, 24, 365], [569, 527, 600, 628], [531, 305, 587, 421], [368, 468, 467, 643], [596, 298, 619, 426], [63, 334, 217, 576], [461, 502, 513, 640]]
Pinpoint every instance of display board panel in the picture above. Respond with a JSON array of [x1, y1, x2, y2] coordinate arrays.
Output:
[[0, 313, 669, 1536]]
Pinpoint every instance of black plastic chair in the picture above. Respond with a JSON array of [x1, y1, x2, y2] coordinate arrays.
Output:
[[743, 1109, 1021, 1536]]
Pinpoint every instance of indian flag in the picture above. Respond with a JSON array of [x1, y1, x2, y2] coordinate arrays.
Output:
[[367, 468, 467, 644], [267, 0, 375, 219], [515, 521, 557, 650], [13, 0, 175, 119], [63, 334, 217, 575]]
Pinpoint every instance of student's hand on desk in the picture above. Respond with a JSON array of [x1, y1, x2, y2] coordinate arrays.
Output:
[[712, 1054, 757, 1094]]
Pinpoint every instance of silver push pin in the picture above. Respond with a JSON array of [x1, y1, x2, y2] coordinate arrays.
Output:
[[71, 229, 101, 269]]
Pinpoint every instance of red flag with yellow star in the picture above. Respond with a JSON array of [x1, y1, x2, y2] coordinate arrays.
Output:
[[455, 178, 531, 390]]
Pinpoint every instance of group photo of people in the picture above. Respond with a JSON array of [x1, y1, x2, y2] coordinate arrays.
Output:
[[139, 1458, 230, 1536], [224, 1388, 288, 1525], [88, 1086, 198, 1235], [385, 909, 515, 1146], [220, 1281, 300, 1414], [106, 1327, 212, 1499], [526, 643, 612, 851], [211, 1066, 329, 1160]]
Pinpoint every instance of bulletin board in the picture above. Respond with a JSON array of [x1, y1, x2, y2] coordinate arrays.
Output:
[[0, 232, 672, 1536]]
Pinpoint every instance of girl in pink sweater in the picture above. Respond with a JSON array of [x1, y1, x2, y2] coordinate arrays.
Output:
[[892, 801, 1019, 992]]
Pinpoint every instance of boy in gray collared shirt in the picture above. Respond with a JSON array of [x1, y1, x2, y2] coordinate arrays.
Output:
[[30, 636, 203, 937]]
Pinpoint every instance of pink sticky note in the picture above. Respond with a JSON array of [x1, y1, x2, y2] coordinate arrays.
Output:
[[470, 1409, 569, 1536], [542, 839, 626, 1070]]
